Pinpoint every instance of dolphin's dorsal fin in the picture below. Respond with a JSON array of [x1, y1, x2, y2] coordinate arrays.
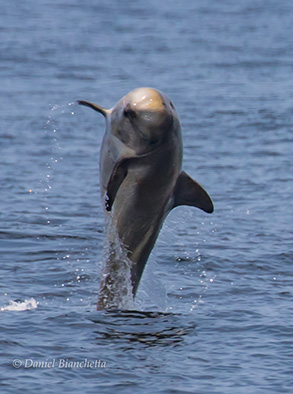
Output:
[[173, 171, 214, 213]]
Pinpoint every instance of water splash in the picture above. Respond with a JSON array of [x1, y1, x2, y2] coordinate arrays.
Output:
[[97, 215, 134, 310], [1, 298, 38, 312]]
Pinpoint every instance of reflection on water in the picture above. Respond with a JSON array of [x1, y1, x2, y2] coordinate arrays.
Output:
[[90, 310, 196, 347]]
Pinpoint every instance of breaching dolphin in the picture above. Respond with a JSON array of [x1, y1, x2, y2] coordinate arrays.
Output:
[[78, 87, 213, 309]]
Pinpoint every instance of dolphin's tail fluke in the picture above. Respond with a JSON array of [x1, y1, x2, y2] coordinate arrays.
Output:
[[77, 100, 109, 117]]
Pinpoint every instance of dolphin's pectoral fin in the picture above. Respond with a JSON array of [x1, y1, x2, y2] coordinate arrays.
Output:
[[173, 171, 214, 213], [105, 158, 131, 212], [77, 100, 109, 117]]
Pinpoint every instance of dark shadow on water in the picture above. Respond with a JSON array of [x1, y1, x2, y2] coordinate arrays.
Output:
[[88, 309, 197, 347]]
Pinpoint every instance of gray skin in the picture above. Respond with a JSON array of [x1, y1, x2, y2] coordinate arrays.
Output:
[[78, 87, 213, 309]]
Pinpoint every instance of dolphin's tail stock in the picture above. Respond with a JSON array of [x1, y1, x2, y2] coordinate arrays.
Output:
[[97, 255, 134, 310], [97, 225, 134, 310]]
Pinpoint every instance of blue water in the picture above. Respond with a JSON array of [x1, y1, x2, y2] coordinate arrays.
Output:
[[1, 0, 292, 392]]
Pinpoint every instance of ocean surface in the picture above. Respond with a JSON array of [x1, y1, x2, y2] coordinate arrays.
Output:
[[1, 0, 292, 392]]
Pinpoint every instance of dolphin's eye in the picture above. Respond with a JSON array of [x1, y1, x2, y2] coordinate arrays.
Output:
[[123, 108, 136, 120], [149, 138, 159, 145], [140, 132, 159, 145]]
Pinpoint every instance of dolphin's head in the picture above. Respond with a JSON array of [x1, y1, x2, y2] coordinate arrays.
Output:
[[78, 88, 180, 156], [110, 87, 179, 155]]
